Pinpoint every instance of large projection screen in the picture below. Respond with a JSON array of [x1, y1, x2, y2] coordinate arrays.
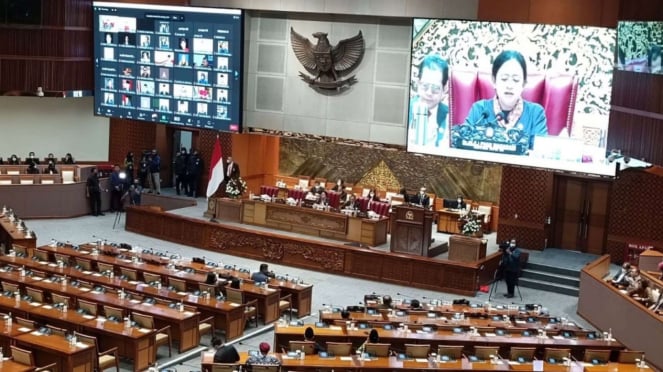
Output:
[[407, 20, 617, 176]]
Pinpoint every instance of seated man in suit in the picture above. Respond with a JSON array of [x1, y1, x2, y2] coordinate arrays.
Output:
[[625, 267, 645, 297], [410, 187, 430, 208], [211, 336, 240, 363], [610, 262, 631, 288], [251, 263, 275, 283], [44, 160, 58, 174], [342, 193, 359, 210], [311, 181, 325, 195], [26, 162, 40, 174], [25, 151, 39, 165]]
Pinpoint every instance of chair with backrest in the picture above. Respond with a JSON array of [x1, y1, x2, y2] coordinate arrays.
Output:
[[54, 253, 70, 266], [476, 203, 493, 233], [199, 315, 215, 338], [510, 347, 536, 362], [405, 344, 430, 358], [3, 281, 19, 294], [10, 345, 35, 366], [437, 345, 464, 360], [199, 283, 216, 297], [120, 267, 137, 281], [103, 305, 124, 322], [97, 262, 114, 275], [78, 299, 98, 316], [584, 349, 611, 364], [278, 293, 293, 321], [326, 342, 352, 356], [168, 278, 187, 292], [327, 191, 341, 209], [13, 245, 28, 257], [45, 324, 67, 337], [618, 350, 644, 363], [132, 312, 172, 357], [474, 346, 500, 361], [34, 249, 49, 261], [365, 343, 391, 357], [75, 332, 119, 372], [226, 287, 258, 327], [143, 272, 161, 285], [16, 317, 36, 329], [25, 287, 44, 303], [449, 69, 579, 137], [544, 348, 571, 364], [289, 341, 315, 355], [75, 258, 92, 271], [51, 293, 70, 307]]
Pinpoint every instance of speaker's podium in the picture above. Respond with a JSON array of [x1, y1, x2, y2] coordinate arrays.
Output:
[[390, 205, 446, 257]]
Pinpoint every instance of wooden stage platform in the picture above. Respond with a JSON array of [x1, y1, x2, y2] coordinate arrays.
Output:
[[125, 206, 501, 296]]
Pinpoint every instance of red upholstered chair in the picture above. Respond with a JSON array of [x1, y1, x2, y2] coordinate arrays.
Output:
[[267, 186, 279, 197], [328, 191, 341, 209], [288, 189, 306, 201], [449, 69, 579, 136], [356, 197, 370, 212], [260, 185, 268, 195], [369, 201, 390, 217]]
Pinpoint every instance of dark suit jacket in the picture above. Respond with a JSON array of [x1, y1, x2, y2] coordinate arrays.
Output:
[[225, 162, 240, 179], [410, 193, 430, 208]]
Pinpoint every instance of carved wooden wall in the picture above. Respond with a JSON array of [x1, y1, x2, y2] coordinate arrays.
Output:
[[497, 166, 553, 250]]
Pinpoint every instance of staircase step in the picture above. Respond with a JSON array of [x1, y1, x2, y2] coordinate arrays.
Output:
[[521, 269, 580, 288], [518, 277, 579, 297], [526, 262, 580, 278]]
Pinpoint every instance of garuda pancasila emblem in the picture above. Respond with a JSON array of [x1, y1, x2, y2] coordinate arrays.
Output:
[[290, 27, 365, 90]]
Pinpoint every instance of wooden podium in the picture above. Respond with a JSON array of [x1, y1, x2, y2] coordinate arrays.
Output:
[[390, 205, 434, 257]]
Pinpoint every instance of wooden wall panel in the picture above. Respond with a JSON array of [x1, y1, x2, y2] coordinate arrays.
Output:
[[611, 72, 663, 113], [618, 0, 663, 20], [497, 166, 553, 250], [477, 0, 530, 22], [529, 0, 605, 26], [108, 118, 158, 166], [607, 111, 663, 164]]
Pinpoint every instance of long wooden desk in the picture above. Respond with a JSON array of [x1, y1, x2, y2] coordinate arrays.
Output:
[[14, 331, 96, 372], [242, 200, 388, 246], [0, 254, 243, 342], [200, 351, 648, 372], [126, 206, 503, 296], [274, 324, 624, 361], [0, 258, 200, 353], [578, 255, 663, 371], [33, 244, 288, 324], [0, 217, 36, 254]]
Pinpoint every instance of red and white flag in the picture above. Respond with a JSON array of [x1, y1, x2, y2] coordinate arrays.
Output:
[[206, 136, 225, 198]]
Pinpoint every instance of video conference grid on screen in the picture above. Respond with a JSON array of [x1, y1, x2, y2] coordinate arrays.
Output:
[[407, 19, 617, 176], [93, 2, 242, 132]]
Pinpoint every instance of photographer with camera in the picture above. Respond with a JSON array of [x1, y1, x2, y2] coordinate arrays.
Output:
[[501, 238, 521, 298], [110, 165, 127, 212]]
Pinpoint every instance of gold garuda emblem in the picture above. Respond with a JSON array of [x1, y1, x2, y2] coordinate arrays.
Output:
[[290, 27, 365, 90]]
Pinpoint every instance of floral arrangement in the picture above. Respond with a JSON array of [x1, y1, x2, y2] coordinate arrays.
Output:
[[225, 177, 247, 198], [459, 211, 482, 236]]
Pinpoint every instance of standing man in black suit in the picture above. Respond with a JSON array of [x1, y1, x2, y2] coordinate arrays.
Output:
[[86, 167, 103, 216], [410, 187, 430, 208], [225, 156, 240, 180], [501, 238, 522, 298]]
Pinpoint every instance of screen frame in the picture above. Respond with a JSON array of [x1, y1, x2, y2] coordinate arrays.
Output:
[[92, 1, 244, 133], [406, 18, 617, 177]]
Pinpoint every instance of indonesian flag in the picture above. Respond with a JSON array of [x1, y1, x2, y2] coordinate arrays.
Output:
[[206, 136, 225, 198]]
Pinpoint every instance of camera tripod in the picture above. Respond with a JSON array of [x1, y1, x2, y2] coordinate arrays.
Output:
[[488, 267, 522, 302], [112, 193, 129, 230]]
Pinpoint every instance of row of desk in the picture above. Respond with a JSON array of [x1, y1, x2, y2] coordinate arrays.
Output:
[[0, 316, 97, 372], [200, 351, 647, 372], [274, 324, 624, 362], [34, 242, 313, 321], [0, 218, 36, 254]]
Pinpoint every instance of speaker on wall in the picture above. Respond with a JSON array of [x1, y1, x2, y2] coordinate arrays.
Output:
[[6, 0, 42, 25]]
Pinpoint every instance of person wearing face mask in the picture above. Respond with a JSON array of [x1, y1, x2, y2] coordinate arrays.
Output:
[[331, 179, 345, 192], [8, 154, 20, 165], [501, 238, 521, 298], [186, 150, 203, 198], [25, 151, 39, 165], [610, 262, 631, 288], [44, 160, 58, 174], [459, 50, 547, 152], [225, 156, 240, 180], [410, 187, 430, 208]]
